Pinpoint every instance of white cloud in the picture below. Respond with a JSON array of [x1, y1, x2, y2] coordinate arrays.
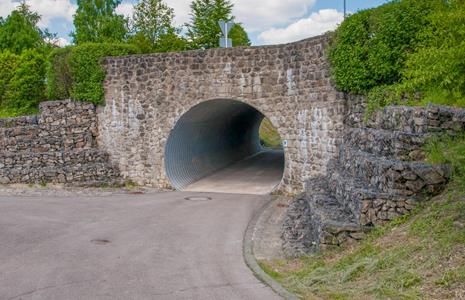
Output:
[[46, 36, 70, 47], [0, 0, 76, 27], [154, 0, 318, 33], [258, 9, 343, 45], [0, 1, 16, 19], [234, 0, 316, 32], [115, 2, 134, 18], [165, 0, 191, 25]]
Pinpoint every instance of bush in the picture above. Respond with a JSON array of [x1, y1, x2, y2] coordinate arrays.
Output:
[[47, 47, 73, 100], [47, 43, 140, 104], [0, 51, 19, 107], [69, 43, 139, 104], [329, 0, 438, 94], [0, 49, 45, 116], [401, 0, 465, 107], [330, 0, 465, 113]]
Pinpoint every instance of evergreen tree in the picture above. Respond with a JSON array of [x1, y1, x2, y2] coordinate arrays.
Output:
[[130, 0, 187, 52], [186, 0, 250, 49], [0, 3, 44, 54], [72, 0, 129, 44]]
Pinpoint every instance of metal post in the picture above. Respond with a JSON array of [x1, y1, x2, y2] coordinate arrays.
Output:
[[344, 0, 347, 19]]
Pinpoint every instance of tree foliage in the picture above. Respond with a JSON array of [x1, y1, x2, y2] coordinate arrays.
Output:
[[186, 0, 250, 49], [130, 0, 187, 53], [47, 43, 140, 104], [329, 0, 439, 94], [0, 51, 20, 107], [47, 47, 73, 100], [0, 4, 44, 54], [72, 0, 129, 44], [0, 50, 46, 116], [402, 0, 465, 101], [329, 0, 465, 111]]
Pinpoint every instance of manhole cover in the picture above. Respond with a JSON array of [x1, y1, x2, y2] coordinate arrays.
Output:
[[91, 239, 111, 245], [184, 196, 212, 201]]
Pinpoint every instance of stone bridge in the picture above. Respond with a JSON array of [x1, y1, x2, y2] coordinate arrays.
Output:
[[99, 34, 345, 194]]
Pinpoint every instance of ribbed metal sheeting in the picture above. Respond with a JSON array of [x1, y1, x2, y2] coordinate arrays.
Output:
[[165, 99, 265, 190]]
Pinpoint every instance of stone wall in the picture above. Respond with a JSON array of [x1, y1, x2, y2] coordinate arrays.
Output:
[[0, 101, 120, 185], [283, 102, 465, 256], [99, 34, 346, 194]]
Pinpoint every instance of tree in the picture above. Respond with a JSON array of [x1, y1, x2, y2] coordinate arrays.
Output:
[[130, 0, 187, 52], [229, 24, 251, 47], [72, 0, 129, 44], [186, 0, 250, 49], [132, 0, 173, 45], [0, 3, 43, 54]]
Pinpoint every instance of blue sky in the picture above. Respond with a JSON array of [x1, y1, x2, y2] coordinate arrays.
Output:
[[0, 0, 390, 46]]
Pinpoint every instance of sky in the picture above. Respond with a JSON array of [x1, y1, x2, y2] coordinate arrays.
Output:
[[0, 0, 390, 46]]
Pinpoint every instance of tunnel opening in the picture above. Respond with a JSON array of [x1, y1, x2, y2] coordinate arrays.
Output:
[[165, 99, 285, 194]]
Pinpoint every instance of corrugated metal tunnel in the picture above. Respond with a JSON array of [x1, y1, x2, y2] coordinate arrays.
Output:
[[165, 99, 284, 192]]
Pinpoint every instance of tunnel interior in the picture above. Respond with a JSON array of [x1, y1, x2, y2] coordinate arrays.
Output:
[[165, 99, 285, 192]]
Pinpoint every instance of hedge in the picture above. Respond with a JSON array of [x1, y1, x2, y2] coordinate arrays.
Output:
[[328, 0, 439, 94], [47, 46, 73, 100], [47, 43, 140, 105], [0, 49, 45, 116], [0, 51, 19, 107]]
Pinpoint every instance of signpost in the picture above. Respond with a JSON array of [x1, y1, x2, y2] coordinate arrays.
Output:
[[344, 0, 347, 19], [219, 20, 234, 48]]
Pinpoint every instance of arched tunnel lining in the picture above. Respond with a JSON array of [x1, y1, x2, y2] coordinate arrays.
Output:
[[165, 99, 284, 191]]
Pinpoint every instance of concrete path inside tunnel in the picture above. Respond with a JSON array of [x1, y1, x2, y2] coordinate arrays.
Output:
[[0, 191, 281, 300], [184, 150, 285, 195]]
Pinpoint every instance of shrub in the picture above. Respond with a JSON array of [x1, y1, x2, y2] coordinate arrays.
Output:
[[69, 43, 139, 104], [0, 49, 45, 116], [401, 0, 465, 107], [46, 43, 140, 105], [47, 47, 73, 100], [0, 51, 20, 107], [329, 0, 438, 94]]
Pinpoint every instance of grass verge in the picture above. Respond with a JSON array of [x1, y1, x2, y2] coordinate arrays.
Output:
[[261, 187, 465, 299]]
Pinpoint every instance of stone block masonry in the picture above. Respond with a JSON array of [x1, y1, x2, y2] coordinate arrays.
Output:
[[99, 34, 346, 194], [282, 102, 465, 256], [0, 101, 120, 185]]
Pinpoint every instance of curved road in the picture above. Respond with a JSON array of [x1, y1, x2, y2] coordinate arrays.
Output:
[[0, 192, 281, 300]]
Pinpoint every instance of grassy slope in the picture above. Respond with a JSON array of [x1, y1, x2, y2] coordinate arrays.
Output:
[[260, 118, 282, 149], [260, 186, 465, 299]]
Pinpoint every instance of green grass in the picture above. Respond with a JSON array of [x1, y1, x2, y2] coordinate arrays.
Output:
[[424, 133, 465, 188], [0, 106, 39, 118], [260, 187, 465, 299], [409, 89, 465, 109], [259, 118, 282, 149]]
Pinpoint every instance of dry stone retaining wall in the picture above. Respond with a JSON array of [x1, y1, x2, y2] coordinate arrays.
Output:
[[0, 101, 120, 185], [283, 102, 465, 257]]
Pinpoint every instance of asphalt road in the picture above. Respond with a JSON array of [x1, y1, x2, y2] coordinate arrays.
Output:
[[0, 192, 281, 300]]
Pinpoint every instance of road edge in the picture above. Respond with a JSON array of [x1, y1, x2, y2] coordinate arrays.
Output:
[[243, 196, 299, 300]]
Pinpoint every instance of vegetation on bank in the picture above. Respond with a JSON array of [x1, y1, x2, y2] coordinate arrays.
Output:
[[260, 118, 282, 149], [261, 188, 465, 299], [329, 0, 465, 115]]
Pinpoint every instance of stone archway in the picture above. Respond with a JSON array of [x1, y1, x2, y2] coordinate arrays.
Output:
[[99, 34, 346, 195]]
